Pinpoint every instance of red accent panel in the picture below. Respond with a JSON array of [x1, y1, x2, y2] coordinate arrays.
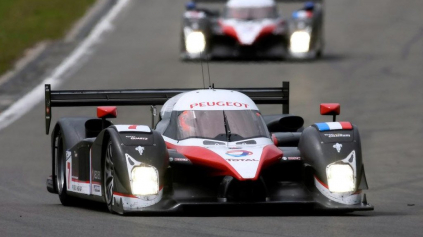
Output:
[[306, 11, 313, 18], [72, 178, 90, 184], [218, 20, 240, 43], [67, 162, 70, 188], [314, 175, 328, 189], [166, 142, 243, 180], [97, 106, 117, 118], [271, 134, 278, 146], [320, 103, 340, 115], [219, 21, 276, 45], [254, 145, 283, 179], [339, 121, 353, 130], [257, 24, 276, 39], [128, 125, 137, 129], [113, 192, 137, 198]]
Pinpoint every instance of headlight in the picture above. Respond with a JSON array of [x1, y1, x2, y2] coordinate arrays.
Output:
[[131, 166, 159, 195], [290, 31, 310, 53], [326, 163, 355, 193], [185, 31, 206, 54]]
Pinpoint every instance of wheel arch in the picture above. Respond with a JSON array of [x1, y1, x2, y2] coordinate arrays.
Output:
[[50, 117, 94, 193], [95, 127, 170, 199]]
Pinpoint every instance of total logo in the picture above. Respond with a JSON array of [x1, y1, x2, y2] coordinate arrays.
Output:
[[225, 150, 253, 157]]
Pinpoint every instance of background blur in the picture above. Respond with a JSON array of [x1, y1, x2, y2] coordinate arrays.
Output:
[[0, 0, 95, 74]]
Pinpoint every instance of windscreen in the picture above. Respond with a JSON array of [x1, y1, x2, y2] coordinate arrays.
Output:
[[177, 110, 270, 141], [225, 6, 276, 20]]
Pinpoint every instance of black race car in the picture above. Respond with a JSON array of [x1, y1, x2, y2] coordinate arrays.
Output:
[[181, 0, 324, 60], [45, 82, 372, 215]]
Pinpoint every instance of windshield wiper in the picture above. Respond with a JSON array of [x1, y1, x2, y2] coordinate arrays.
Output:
[[223, 110, 232, 142]]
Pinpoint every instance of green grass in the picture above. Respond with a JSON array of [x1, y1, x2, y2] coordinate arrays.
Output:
[[0, 0, 96, 75]]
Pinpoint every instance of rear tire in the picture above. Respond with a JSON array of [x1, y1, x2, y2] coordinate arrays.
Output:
[[316, 37, 324, 59], [103, 141, 115, 213], [55, 130, 76, 206]]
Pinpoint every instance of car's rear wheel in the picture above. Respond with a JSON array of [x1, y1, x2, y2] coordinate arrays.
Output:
[[55, 130, 76, 206], [103, 141, 115, 213]]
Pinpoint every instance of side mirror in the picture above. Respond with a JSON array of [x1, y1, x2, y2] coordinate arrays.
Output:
[[97, 106, 117, 119], [320, 103, 340, 122]]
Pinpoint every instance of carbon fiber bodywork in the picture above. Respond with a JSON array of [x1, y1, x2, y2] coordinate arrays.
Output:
[[45, 84, 373, 215]]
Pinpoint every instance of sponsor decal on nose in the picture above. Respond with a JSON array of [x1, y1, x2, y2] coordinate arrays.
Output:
[[226, 150, 253, 157]]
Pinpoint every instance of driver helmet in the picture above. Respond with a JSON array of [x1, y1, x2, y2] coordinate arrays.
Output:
[[185, 1, 197, 10], [304, 1, 315, 11], [178, 111, 196, 134]]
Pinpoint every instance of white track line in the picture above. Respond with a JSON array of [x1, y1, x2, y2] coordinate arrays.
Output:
[[0, 0, 130, 132]]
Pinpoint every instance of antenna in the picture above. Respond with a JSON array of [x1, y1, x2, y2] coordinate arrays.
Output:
[[206, 58, 211, 88], [200, 51, 205, 89]]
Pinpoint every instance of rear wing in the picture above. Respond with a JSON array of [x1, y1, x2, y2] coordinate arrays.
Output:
[[192, 0, 323, 3], [190, 0, 324, 13], [45, 82, 289, 134], [274, 0, 323, 2], [193, 0, 226, 3]]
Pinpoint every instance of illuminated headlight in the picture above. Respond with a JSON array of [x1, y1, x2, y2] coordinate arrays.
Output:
[[326, 164, 355, 193], [185, 31, 206, 54], [290, 31, 310, 53], [131, 166, 159, 195]]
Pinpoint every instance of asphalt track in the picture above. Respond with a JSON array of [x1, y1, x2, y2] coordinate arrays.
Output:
[[1, 0, 423, 236]]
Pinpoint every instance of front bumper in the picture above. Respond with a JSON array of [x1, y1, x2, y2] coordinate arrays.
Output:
[[287, 49, 319, 60], [118, 197, 373, 215], [112, 181, 373, 214]]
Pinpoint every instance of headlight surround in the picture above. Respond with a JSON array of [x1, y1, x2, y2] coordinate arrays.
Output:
[[131, 166, 159, 196], [326, 163, 355, 193], [185, 31, 206, 54], [290, 31, 310, 53]]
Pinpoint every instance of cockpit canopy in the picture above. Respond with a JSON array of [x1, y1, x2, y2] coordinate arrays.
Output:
[[159, 89, 269, 142], [177, 110, 270, 141]]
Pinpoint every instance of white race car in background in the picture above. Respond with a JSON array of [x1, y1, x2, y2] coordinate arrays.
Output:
[[181, 0, 324, 60]]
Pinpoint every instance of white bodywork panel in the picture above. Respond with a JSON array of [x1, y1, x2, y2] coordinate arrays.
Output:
[[164, 137, 274, 179], [114, 189, 164, 210], [114, 125, 151, 133], [227, 0, 275, 8], [173, 89, 259, 111], [315, 177, 362, 205], [208, 145, 265, 178]]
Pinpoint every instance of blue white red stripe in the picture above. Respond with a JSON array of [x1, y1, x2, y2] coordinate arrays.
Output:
[[292, 10, 313, 19], [314, 122, 352, 131]]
